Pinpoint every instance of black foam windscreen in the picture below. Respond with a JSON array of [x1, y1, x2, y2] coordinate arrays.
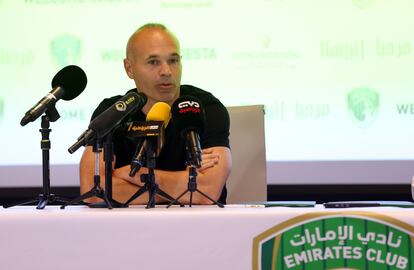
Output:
[[51, 65, 87, 101], [171, 95, 205, 134]]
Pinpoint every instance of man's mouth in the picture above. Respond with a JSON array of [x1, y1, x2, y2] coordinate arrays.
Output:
[[157, 83, 174, 89]]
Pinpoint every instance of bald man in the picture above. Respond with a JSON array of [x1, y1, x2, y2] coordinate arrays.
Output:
[[79, 23, 232, 205]]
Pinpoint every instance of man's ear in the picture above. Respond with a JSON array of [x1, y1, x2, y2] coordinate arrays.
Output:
[[123, 58, 134, 79]]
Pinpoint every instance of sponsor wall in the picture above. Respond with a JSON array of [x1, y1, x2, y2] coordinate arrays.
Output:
[[0, 0, 413, 186]]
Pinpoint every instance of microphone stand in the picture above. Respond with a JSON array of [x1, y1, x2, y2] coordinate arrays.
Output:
[[167, 159, 224, 208], [88, 133, 126, 208], [60, 140, 112, 209], [3, 112, 70, 209], [123, 138, 179, 208]]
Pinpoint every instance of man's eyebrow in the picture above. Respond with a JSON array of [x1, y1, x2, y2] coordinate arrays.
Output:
[[145, 54, 159, 60], [145, 53, 180, 60]]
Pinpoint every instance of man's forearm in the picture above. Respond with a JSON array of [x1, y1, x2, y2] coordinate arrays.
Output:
[[113, 146, 231, 205]]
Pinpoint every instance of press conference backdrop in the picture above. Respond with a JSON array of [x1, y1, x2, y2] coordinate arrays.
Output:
[[0, 0, 413, 187]]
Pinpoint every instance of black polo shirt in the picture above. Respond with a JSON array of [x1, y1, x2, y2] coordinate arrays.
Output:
[[90, 84, 230, 203]]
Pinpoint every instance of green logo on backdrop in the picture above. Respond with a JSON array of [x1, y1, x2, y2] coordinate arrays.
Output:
[[50, 34, 82, 67], [352, 0, 374, 8], [253, 212, 414, 270], [262, 36, 271, 49], [0, 98, 4, 122], [347, 87, 379, 128], [232, 36, 299, 69]]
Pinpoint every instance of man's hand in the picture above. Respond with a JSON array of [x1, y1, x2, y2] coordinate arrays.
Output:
[[198, 147, 220, 173]]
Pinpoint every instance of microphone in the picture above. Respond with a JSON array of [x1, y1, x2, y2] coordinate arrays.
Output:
[[129, 102, 171, 177], [68, 91, 147, 154], [20, 65, 87, 126], [171, 95, 205, 168]]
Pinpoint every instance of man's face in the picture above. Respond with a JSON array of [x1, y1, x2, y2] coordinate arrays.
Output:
[[124, 28, 182, 111]]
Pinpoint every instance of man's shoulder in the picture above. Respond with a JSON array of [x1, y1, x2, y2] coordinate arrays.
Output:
[[180, 84, 220, 105], [92, 89, 136, 119], [102, 89, 136, 105]]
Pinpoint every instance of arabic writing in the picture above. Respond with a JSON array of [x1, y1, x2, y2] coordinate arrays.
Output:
[[289, 225, 402, 248]]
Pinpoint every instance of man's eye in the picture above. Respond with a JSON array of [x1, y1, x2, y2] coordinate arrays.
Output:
[[169, 58, 180, 64], [148, 60, 159, 65]]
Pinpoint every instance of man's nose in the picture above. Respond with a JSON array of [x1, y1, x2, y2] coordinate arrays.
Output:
[[159, 61, 172, 76]]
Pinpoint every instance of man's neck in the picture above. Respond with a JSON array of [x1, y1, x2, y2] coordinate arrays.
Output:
[[140, 92, 180, 115]]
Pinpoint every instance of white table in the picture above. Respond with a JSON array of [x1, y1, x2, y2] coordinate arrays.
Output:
[[1, 205, 413, 270]]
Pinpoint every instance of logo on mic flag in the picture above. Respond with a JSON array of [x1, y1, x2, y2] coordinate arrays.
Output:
[[178, 100, 200, 108], [178, 100, 201, 114], [115, 94, 137, 112], [115, 101, 127, 112]]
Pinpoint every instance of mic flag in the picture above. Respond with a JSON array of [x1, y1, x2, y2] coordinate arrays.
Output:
[[68, 91, 147, 154], [128, 102, 171, 177], [126, 101, 170, 139], [20, 65, 87, 126], [171, 95, 205, 168]]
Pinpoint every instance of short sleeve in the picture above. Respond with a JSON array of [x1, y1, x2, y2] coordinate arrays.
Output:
[[201, 101, 230, 149]]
